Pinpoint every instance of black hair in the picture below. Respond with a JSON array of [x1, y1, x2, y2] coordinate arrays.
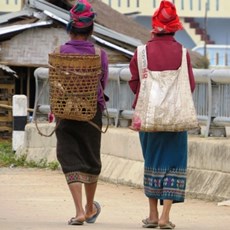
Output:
[[155, 32, 175, 37], [69, 24, 94, 37]]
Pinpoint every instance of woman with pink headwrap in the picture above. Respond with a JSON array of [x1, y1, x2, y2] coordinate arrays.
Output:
[[54, 0, 108, 225], [129, 1, 195, 229]]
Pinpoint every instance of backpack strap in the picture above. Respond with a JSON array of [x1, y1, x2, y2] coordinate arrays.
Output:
[[95, 47, 101, 56], [53, 46, 61, 54]]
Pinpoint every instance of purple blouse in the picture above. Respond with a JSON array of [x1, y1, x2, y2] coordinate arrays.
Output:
[[60, 40, 109, 111]]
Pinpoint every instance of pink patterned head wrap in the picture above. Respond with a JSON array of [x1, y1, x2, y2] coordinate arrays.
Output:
[[67, 0, 95, 31]]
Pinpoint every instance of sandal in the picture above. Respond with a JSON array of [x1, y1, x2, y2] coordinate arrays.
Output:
[[159, 221, 176, 229], [142, 218, 158, 228], [68, 217, 84, 225], [85, 201, 101, 223]]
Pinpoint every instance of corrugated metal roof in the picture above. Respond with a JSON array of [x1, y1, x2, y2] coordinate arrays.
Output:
[[28, 0, 69, 21], [29, 0, 142, 47], [0, 64, 18, 78], [94, 23, 141, 47], [0, 0, 140, 57], [0, 9, 33, 24], [43, 10, 134, 56], [0, 0, 142, 47], [0, 20, 52, 35]]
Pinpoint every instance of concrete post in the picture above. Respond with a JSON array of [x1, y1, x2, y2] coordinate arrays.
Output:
[[12, 95, 27, 151]]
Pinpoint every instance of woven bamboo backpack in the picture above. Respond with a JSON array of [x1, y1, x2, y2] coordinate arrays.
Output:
[[48, 53, 101, 121]]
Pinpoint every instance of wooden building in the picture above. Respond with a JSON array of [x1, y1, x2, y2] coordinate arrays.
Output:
[[0, 65, 17, 138], [0, 0, 207, 138]]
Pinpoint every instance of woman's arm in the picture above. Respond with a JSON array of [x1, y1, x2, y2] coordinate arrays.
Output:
[[186, 51, 195, 92], [100, 49, 109, 90], [129, 51, 140, 94]]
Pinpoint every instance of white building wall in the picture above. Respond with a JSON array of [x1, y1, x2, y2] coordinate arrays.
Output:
[[0, 0, 24, 12], [101, 0, 230, 18], [1, 0, 229, 18]]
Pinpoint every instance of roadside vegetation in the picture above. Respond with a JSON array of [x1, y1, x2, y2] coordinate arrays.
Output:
[[0, 139, 59, 170]]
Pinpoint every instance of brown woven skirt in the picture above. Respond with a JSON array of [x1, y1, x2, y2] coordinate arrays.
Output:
[[55, 106, 102, 184]]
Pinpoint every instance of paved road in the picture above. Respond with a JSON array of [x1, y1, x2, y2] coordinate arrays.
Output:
[[0, 167, 229, 230]]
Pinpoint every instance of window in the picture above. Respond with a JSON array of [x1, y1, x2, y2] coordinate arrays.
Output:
[[153, 0, 156, 8], [190, 0, 193, 10], [136, 0, 139, 8], [118, 0, 121, 7], [6, 0, 9, 4], [207, 0, 210, 11], [216, 0, 219, 11], [198, 0, 201, 11], [181, 0, 184, 10], [127, 0, 130, 7]]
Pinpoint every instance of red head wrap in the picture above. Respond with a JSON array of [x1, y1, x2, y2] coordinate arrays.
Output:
[[152, 0, 183, 34]]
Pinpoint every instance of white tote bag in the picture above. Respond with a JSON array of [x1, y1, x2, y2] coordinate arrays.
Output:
[[130, 45, 199, 132]]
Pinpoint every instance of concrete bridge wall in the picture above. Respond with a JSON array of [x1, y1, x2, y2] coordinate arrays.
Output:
[[16, 123, 230, 202]]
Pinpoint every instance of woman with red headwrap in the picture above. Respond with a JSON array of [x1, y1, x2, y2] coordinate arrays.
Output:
[[54, 0, 108, 225], [129, 1, 195, 229]]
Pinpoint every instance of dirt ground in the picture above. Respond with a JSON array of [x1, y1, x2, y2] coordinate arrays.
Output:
[[0, 167, 229, 230]]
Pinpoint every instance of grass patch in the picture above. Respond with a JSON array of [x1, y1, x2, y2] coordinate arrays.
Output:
[[0, 140, 17, 167], [0, 140, 59, 170]]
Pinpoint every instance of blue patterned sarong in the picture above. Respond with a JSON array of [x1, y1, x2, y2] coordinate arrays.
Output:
[[139, 131, 187, 204]]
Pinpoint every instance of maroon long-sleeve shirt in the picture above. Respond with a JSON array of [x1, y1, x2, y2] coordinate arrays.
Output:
[[129, 35, 195, 109]]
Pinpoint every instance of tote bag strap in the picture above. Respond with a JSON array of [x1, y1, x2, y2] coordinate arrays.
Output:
[[181, 48, 191, 85], [137, 45, 148, 81], [181, 48, 187, 68]]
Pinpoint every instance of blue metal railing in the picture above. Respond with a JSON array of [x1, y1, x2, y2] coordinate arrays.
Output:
[[33, 66, 230, 137]]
